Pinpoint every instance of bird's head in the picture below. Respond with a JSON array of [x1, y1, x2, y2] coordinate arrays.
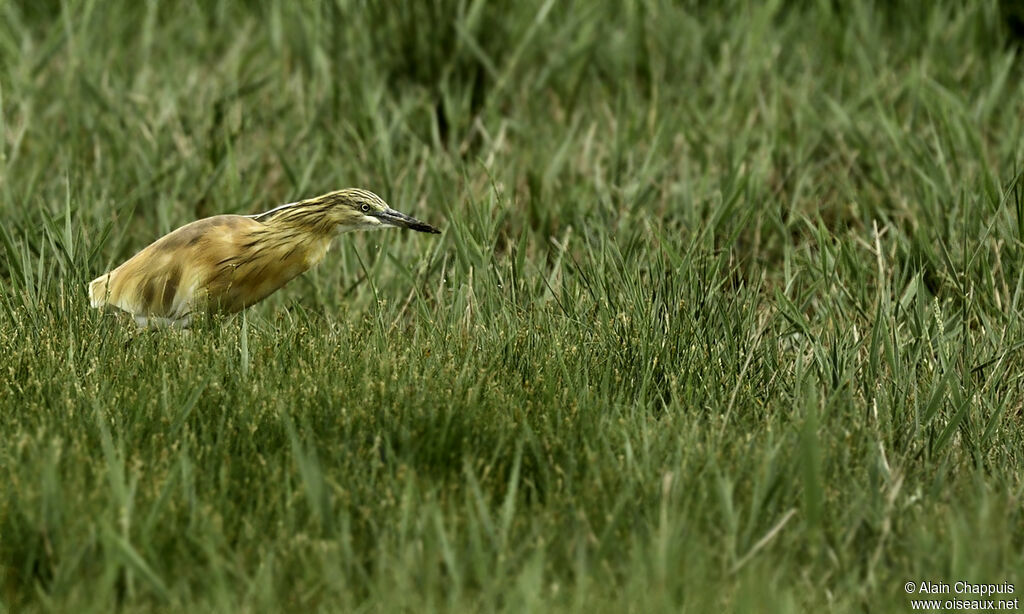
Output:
[[256, 188, 441, 235], [322, 189, 440, 234]]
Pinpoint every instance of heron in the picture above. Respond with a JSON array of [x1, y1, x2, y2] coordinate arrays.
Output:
[[88, 188, 440, 327]]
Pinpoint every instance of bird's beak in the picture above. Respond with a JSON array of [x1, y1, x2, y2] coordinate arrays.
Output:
[[374, 208, 441, 234]]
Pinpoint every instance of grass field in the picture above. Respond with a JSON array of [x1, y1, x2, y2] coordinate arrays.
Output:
[[2, 0, 1024, 611]]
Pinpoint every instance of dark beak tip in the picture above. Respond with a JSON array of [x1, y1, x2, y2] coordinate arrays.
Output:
[[406, 220, 441, 234], [381, 209, 441, 234]]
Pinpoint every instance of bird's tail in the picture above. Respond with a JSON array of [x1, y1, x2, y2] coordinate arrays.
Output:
[[87, 274, 112, 308]]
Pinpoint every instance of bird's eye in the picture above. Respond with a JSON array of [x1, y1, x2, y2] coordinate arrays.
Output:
[[360, 204, 370, 213]]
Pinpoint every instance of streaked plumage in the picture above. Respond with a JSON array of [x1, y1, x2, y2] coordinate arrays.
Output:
[[88, 188, 440, 327]]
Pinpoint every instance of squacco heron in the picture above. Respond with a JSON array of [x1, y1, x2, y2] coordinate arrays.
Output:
[[88, 188, 440, 327]]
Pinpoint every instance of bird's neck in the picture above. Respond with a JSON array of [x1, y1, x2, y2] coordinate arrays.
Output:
[[255, 219, 338, 269]]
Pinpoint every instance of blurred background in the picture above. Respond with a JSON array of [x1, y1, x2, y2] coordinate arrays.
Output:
[[0, 1, 1021, 289]]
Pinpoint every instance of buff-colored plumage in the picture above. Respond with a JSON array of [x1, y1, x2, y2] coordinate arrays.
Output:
[[88, 189, 440, 327]]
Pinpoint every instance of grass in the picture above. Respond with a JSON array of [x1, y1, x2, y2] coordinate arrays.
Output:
[[1, 0, 1023, 611]]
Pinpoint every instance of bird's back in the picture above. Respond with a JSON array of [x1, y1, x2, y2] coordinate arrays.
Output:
[[89, 215, 267, 326]]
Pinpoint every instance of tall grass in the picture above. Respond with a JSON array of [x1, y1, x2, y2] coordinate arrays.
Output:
[[1, 0, 1023, 611]]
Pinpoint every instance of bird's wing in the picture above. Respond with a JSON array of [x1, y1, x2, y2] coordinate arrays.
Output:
[[89, 215, 264, 320]]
